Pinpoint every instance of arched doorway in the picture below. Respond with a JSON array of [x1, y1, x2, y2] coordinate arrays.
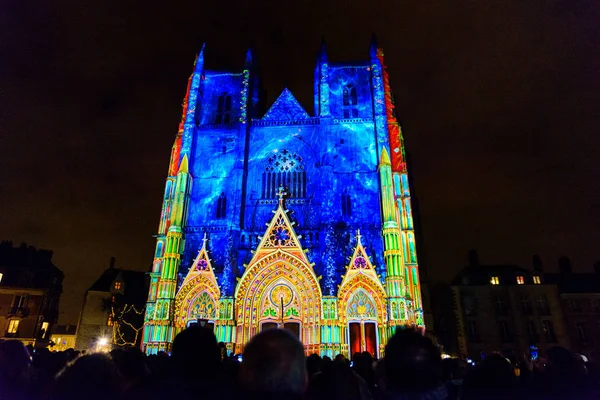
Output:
[[346, 289, 379, 358], [235, 250, 322, 354]]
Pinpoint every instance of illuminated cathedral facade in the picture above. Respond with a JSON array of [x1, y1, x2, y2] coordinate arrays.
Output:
[[142, 39, 424, 357]]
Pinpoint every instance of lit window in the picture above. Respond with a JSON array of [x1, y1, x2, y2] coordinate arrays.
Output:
[[0, 272, 3, 283], [215, 93, 232, 124], [490, 276, 500, 285], [516, 276, 525, 285], [7, 319, 19, 334], [342, 85, 359, 118], [114, 282, 121, 290], [533, 275, 541, 284], [216, 193, 227, 219]]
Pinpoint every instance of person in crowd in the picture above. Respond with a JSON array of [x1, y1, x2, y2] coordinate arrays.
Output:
[[240, 328, 307, 400], [0, 339, 33, 400], [307, 353, 323, 380], [383, 328, 448, 400], [50, 353, 121, 400], [354, 351, 377, 395], [461, 353, 516, 399], [110, 346, 150, 394], [307, 352, 373, 400]]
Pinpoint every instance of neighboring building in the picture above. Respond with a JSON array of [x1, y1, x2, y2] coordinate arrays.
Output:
[[143, 39, 426, 357], [451, 252, 569, 361], [50, 324, 77, 352], [545, 257, 600, 361], [0, 241, 63, 347], [76, 258, 148, 351]]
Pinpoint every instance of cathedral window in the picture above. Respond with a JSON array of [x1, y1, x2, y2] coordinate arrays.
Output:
[[342, 85, 359, 118], [216, 193, 227, 219], [262, 150, 306, 200], [215, 93, 232, 124], [341, 192, 352, 217]]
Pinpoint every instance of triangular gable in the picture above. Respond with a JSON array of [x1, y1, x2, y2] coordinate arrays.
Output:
[[246, 188, 311, 266], [179, 234, 220, 297], [339, 230, 385, 293], [262, 88, 310, 121]]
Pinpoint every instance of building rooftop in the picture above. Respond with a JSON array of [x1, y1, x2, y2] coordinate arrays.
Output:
[[451, 264, 537, 286]]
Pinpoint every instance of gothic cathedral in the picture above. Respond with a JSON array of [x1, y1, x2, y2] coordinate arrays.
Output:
[[142, 39, 424, 357]]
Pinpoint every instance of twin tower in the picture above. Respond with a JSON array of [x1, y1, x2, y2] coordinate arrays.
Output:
[[142, 38, 424, 357]]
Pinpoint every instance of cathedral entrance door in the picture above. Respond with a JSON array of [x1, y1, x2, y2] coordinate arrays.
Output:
[[364, 322, 377, 356], [284, 322, 301, 338], [348, 321, 378, 358], [349, 322, 362, 357]]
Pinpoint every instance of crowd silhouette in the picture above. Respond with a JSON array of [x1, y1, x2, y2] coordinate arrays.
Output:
[[0, 327, 598, 399]]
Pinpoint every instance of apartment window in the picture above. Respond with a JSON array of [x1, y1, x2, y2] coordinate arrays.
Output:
[[516, 276, 525, 285], [575, 322, 587, 342], [462, 295, 477, 316], [114, 282, 122, 290], [499, 321, 513, 342], [538, 295, 550, 315], [40, 322, 49, 338], [342, 85, 359, 118], [490, 276, 500, 285], [467, 321, 480, 342], [526, 321, 538, 344], [216, 193, 227, 219], [11, 295, 28, 314], [494, 296, 508, 315], [591, 299, 600, 312], [215, 93, 232, 124], [570, 299, 582, 312], [542, 320, 556, 342], [7, 319, 19, 334], [533, 275, 541, 284], [521, 296, 532, 315]]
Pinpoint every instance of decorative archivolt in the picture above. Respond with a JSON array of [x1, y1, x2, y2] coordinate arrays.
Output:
[[235, 249, 322, 324], [174, 274, 220, 328], [337, 230, 387, 324], [174, 235, 221, 328], [338, 276, 387, 324]]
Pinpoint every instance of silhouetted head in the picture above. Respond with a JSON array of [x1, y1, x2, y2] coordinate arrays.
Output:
[[306, 353, 322, 378], [0, 339, 31, 381], [334, 354, 348, 365], [384, 328, 442, 393], [110, 347, 149, 386], [240, 329, 307, 397], [171, 325, 220, 380], [52, 353, 121, 400]]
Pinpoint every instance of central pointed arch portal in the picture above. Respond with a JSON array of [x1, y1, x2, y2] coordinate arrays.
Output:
[[235, 250, 322, 354]]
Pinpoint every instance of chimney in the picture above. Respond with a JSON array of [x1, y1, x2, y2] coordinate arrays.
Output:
[[532, 255, 543, 272], [468, 249, 479, 267], [109, 257, 116, 269], [558, 256, 572, 274]]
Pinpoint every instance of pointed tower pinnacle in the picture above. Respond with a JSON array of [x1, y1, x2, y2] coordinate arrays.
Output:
[[178, 154, 189, 174], [202, 232, 209, 247], [194, 43, 206, 73], [319, 36, 328, 63], [379, 147, 391, 166], [245, 47, 253, 68], [356, 229, 362, 244]]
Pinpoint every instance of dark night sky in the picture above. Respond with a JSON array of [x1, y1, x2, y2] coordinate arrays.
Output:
[[1, 1, 599, 324]]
